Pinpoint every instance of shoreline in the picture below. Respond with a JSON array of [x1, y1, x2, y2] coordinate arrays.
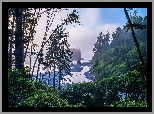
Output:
[[32, 59, 95, 88]]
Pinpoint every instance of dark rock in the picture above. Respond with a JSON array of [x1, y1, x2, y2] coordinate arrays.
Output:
[[77, 59, 81, 65]]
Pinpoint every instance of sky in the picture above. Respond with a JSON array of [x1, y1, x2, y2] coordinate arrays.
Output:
[[25, 8, 147, 67]]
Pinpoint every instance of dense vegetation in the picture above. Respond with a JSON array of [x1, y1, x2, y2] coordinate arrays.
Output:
[[8, 8, 147, 107], [8, 68, 85, 107], [8, 63, 147, 107]]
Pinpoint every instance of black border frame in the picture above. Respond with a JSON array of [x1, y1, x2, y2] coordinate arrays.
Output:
[[3, 2, 152, 112]]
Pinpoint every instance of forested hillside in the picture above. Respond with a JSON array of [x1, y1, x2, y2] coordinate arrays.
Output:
[[92, 14, 147, 80]]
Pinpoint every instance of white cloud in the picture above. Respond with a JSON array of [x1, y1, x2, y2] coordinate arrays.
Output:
[[25, 8, 123, 66], [79, 8, 101, 27]]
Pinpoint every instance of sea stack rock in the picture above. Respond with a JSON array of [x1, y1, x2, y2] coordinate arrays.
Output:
[[77, 59, 81, 65], [69, 48, 81, 60]]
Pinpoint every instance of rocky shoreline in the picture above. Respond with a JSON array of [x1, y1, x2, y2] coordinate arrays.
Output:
[[32, 59, 96, 89]]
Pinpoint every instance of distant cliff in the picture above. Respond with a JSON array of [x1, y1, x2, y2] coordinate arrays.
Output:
[[69, 48, 81, 60]]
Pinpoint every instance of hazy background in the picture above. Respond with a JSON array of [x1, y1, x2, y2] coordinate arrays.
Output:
[[25, 8, 147, 67]]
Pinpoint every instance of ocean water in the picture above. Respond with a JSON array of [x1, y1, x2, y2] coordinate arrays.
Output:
[[31, 60, 127, 99], [32, 60, 95, 88]]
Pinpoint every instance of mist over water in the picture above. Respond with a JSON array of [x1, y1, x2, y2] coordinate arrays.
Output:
[[63, 65, 92, 84], [31, 59, 95, 88]]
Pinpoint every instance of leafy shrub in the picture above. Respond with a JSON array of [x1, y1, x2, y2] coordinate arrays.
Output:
[[59, 82, 106, 107], [110, 98, 147, 107], [117, 63, 147, 102], [18, 89, 83, 107], [58, 65, 147, 107], [59, 77, 121, 107], [8, 68, 85, 107], [8, 68, 36, 107]]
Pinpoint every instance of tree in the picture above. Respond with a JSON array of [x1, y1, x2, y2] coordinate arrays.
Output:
[[39, 25, 73, 90], [8, 8, 39, 70], [57, 44, 73, 89], [92, 32, 103, 54], [124, 8, 144, 64], [14, 8, 25, 70], [110, 27, 125, 48], [8, 8, 84, 92], [92, 31, 110, 64], [91, 12, 147, 81], [32, 9, 83, 89], [8, 8, 68, 70]]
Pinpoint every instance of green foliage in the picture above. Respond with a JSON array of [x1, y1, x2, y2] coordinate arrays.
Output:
[[59, 76, 121, 107], [117, 68, 146, 101], [98, 76, 121, 106], [124, 9, 147, 31], [8, 68, 37, 107], [92, 16, 147, 80], [58, 82, 97, 107], [19, 89, 75, 107], [58, 69, 147, 107], [110, 98, 147, 107], [8, 61, 147, 107], [8, 68, 85, 107], [68, 83, 97, 106]]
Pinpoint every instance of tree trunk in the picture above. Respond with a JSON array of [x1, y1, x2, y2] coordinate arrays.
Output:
[[8, 37, 13, 69], [15, 8, 24, 70], [53, 60, 56, 91], [8, 9, 15, 69], [59, 66, 61, 90], [124, 8, 144, 64]]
